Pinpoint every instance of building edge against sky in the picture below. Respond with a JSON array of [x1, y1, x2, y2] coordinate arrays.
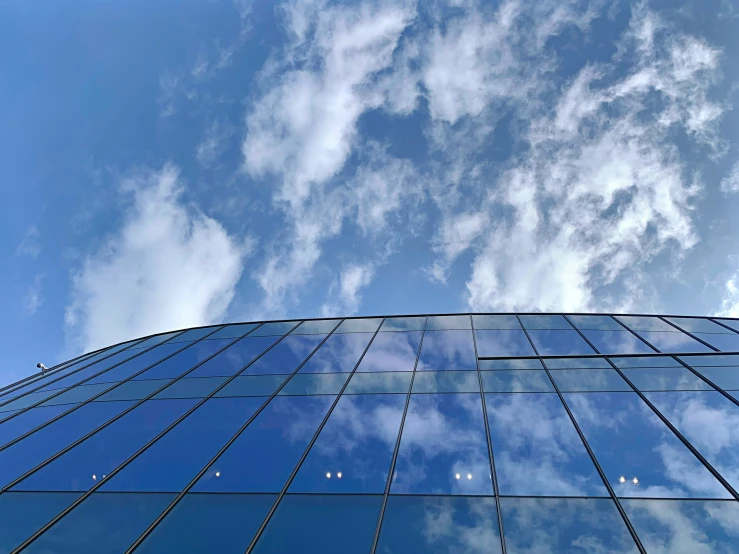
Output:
[[1, 313, 739, 553]]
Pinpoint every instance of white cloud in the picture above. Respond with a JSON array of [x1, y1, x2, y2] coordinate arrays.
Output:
[[23, 274, 44, 316], [65, 165, 250, 353], [195, 121, 234, 168], [717, 274, 739, 317], [16, 226, 41, 258], [720, 160, 739, 194], [320, 263, 375, 316]]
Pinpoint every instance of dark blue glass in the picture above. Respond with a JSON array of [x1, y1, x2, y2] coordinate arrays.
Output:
[[292, 319, 340, 334], [278, 373, 348, 395], [40, 383, 113, 406], [392, 394, 492, 495], [0, 492, 82, 552], [636, 331, 713, 353], [207, 323, 257, 340], [377, 496, 501, 554], [102, 397, 264, 492], [664, 317, 730, 334], [473, 314, 521, 329], [153, 377, 228, 399], [486, 393, 606, 496], [0, 405, 71, 448], [622, 367, 712, 391], [133, 339, 233, 380], [23, 492, 176, 554], [249, 321, 300, 336], [417, 330, 477, 371], [412, 371, 480, 393], [171, 326, 221, 341], [549, 369, 631, 391], [356, 331, 421, 372], [527, 330, 596, 355], [481, 370, 554, 392], [501, 497, 638, 554], [134, 493, 276, 554], [478, 358, 543, 370], [94, 379, 172, 402], [694, 333, 739, 352], [87, 343, 190, 384], [519, 315, 572, 329], [0, 390, 53, 413], [242, 335, 326, 375], [131, 331, 181, 349], [0, 401, 133, 488], [622, 499, 739, 552], [290, 394, 405, 493], [474, 329, 535, 357], [581, 330, 656, 354], [615, 316, 675, 332], [679, 354, 739, 366], [345, 372, 412, 394], [188, 336, 280, 378], [716, 319, 739, 332], [335, 318, 382, 333], [426, 315, 471, 330], [298, 333, 374, 373], [568, 315, 624, 330], [380, 317, 426, 331], [13, 399, 198, 492], [251, 494, 382, 554], [565, 392, 730, 498], [215, 375, 288, 397], [691, 366, 739, 390], [193, 396, 334, 492]]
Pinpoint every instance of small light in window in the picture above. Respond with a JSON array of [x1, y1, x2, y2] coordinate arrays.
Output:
[[326, 472, 331, 478], [632, 477, 639, 485], [467, 473, 472, 480], [337, 472, 342, 478], [215, 471, 221, 477], [92, 475, 97, 480], [619, 476, 626, 484], [455, 473, 461, 480]]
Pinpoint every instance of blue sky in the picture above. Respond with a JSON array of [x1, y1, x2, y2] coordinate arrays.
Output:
[[1, 0, 739, 385]]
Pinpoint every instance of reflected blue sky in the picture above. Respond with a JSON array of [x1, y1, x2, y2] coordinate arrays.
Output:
[[186, 336, 280, 378], [416, 331, 477, 371], [472, 314, 520, 330], [527, 330, 596, 356], [690, 366, 739, 390], [474, 330, 535, 357], [665, 317, 732, 334], [132, 339, 233, 380], [694, 333, 739, 352], [615, 316, 675, 332], [481, 370, 554, 392], [380, 317, 426, 332], [634, 331, 713, 353], [519, 315, 572, 330], [242, 335, 325, 375], [622, 367, 713, 392], [85, 343, 186, 385], [549, 369, 631, 392], [569, 315, 624, 331], [580, 330, 656, 354], [412, 371, 480, 393], [478, 358, 544, 370], [426, 315, 471, 330], [344, 372, 412, 394], [356, 332, 421, 372], [298, 333, 373, 373]]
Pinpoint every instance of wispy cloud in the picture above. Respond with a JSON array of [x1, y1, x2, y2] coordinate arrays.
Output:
[[23, 274, 44, 316], [716, 274, 739, 317], [16, 226, 41, 258], [320, 262, 375, 316], [720, 160, 739, 194]]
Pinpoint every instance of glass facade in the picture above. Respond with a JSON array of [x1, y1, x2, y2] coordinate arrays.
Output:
[[1, 314, 738, 553]]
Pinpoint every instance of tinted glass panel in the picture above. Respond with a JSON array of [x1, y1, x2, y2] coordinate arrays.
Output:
[[417, 330, 477, 371], [527, 330, 596, 355], [474, 329, 535, 357], [298, 333, 373, 373], [39, 383, 112, 406], [215, 375, 288, 397], [0, 390, 53, 413], [335, 318, 382, 333], [544, 357, 611, 369], [153, 377, 227, 399], [472, 314, 521, 329], [610, 356, 682, 368], [679, 354, 739, 366], [622, 367, 712, 391], [549, 369, 631, 392], [519, 315, 572, 329], [615, 316, 675, 332], [134, 339, 234, 380], [635, 331, 713, 353], [344, 372, 412, 394], [0, 405, 70, 448], [278, 373, 348, 395], [426, 315, 471, 330], [568, 315, 624, 330], [247, 321, 298, 336], [377, 496, 502, 554], [86, 343, 188, 385], [380, 317, 426, 331], [481, 370, 554, 392], [291, 394, 404, 493], [581, 330, 656, 354], [243, 335, 325, 376], [188, 336, 280, 378], [412, 371, 480, 393], [716, 319, 739, 332], [665, 317, 731, 334], [691, 366, 739, 390], [132, 332, 181, 349], [486, 393, 606, 496], [291, 319, 340, 334], [207, 324, 257, 340], [173, 326, 221, 341], [478, 358, 543, 370], [94, 379, 172, 402], [392, 394, 492, 495], [694, 333, 739, 352], [356, 331, 421, 373]]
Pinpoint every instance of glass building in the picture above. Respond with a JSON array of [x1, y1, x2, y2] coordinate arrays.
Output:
[[1, 313, 739, 553]]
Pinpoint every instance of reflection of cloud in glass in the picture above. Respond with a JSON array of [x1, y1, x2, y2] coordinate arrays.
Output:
[[581, 330, 656, 354], [527, 330, 596, 355], [417, 331, 477, 371], [299, 333, 373, 373], [636, 331, 712, 353], [357, 332, 422, 372]]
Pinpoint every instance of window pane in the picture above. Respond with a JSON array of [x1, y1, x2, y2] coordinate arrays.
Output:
[[527, 330, 596, 355], [193, 396, 334, 493], [133, 339, 234, 381], [356, 332, 422, 372], [426, 315, 471, 330], [377, 496, 501, 554], [581, 330, 656, 354], [86, 343, 188, 385], [715, 319, 739, 332], [472, 314, 521, 330], [610, 356, 682, 368], [251, 494, 382, 554], [622, 499, 739, 553], [290, 394, 405, 493], [24, 492, 176, 554], [335, 318, 383, 333], [215, 375, 288, 397], [549, 369, 631, 392], [13, 399, 198, 492], [417, 330, 477, 371], [132, 332, 181, 350], [615, 316, 675, 332], [478, 358, 543, 370], [278, 373, 348, 395], [392, 394, 492, 495], [635, 331, 713, 353], [679, 354, 739, 366], [298, 333, 374, 373], [0, 390, 53, 413], [207, 324, 258, 340], [565, 392, 730, 498], [481, 370, 554, 392], [501, 497, 637, 554], [691, 366, 739, 390], [188, 336, 281, 378], [248, 321, 299, 337], [474, 330, 535, 357], [486, 393, 606, 496], [344, 372, 412, 394], [0, 405, 71, 448], [544, 357, 611, 369], [380, 317, 426, 332], [0, 491, 81, 553], [412, 371, 480, 393], [173, 326, 222, 341], [153, 377, 228, 399], [622, 367, 712, 391], [666, 317, 731, 334], [519, 315, 572, 330], [134, 493, 275, 554], [40, 383, 112, 406], [568, 315, 623, 331], [694, 333, 739, 352], [102, 397, 264, 492], [292, 319, 340, 334], [94, 379, 173, 402], [243, 335, 326, 376]]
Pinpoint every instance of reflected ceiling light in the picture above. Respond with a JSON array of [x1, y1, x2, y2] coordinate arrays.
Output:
[[455, 473, 461, 480], [337, 472, 342, 479], [619, 476, 626, 484], [467, 473, 472, 480], [326, 472, 331, 478], [215, 471, 221, 477], [632, 477, 639, 485]]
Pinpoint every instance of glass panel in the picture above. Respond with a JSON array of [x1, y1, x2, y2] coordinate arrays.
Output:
[[13, 399, 198, 492], [242, 335, 326, 376], [86, 343, 188, 385], [615, 316, 675, 332], [568, 315, 624, 330], [519, 315, 572, 329], [153, 377, 227, 399], [101, 397, 264, 492], [0, 390, 53, 413], [501, 497, 638, 554], [426, 315, 471, 330], [298, 333, 374, 373], [188, 336, 281, 378], [291, 319, 340, 334], [215, 375, 288, 397], [335, 318, 383, 333], [481, 370, 554, 392], [478, 358, 543, 370], [665, 317, 732, 334], [691, 366, 739, 390], [474, 330, 535, 357], [39, 383, 112, 406], [635, 331, 713, 353], [344, 372, 412, 394], [94, 379, 173, 402], [527, 330, 596, 355], [581, 330, 656, 354], [610, 356, 682, 368], [134, 493, 276, 554], [392, 393, 492, 495], [715, 319, 739, 332], [193, 396, 334, 492], [356, 332, 422, 372], [679, 354, 739, 366], [251, 494, 382, 554], [290, 394, 405, 493], [23, 492, 176, 554], [694, 333, 739, 352], [377, 496, 502, 554], [132, 331, 181, 350], [549, 369, 632, 392], [544, 357, 611, 369], [278, 373, 348, 395], [417, 330, 477, 371], [0, 491, 82, 553], [622, 499, 739, 553], [0, 405, 70, 448], [380, 317, 426, 331], [565, 392, 731, 498], [133, 339, 234, 381], [472, 314, 521, 329], [206, 324, 257, 340], [486, 393, 606, 496], [644, 391, 739, 492], [248, 321, 299, 336], [173, 326, 222, 341], [412, 371, 480, 393], [0, 401, 133, 489], [622, 367, 712, 391]]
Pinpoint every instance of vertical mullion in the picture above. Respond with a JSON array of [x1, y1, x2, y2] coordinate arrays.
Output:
[[368, 317, 428, 554], [470, 314, 507, 554], [657, 316, 720, 352], [521, 315, 647, 554]]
